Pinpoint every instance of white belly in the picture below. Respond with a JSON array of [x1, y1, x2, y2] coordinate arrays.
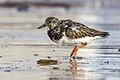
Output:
[[58, 35, 101, 45]]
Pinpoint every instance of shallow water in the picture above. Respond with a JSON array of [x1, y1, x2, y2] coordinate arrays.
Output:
[[0, 46, 120, 80]]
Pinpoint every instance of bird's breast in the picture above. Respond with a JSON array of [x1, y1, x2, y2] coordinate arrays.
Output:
[[47, 30, 64, 43]]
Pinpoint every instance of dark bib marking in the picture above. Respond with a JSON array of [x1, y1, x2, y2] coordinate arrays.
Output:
[[47, 26, 64, 42]]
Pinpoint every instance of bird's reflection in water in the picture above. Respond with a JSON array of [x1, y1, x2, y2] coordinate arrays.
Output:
[[70, 59, 86, 78]]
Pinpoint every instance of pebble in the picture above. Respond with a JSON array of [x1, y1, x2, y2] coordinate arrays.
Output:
[[4, 70, 11, 72], [76, 57, 84, 60], [0, 56, 2, 58], [104, 61, 109, 64], [34, 54, 39, 56], [47, 56, 52, 59], [37, 59, 58, 66], [49, 77, 59, 80], [118, 49, 120, 51], [53, 50, 56, 52], [53, 67, 59, 70], [19, 60, 23, 62]]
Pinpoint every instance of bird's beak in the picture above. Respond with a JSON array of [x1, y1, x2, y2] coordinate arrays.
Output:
[[37, 24, 46, 29]]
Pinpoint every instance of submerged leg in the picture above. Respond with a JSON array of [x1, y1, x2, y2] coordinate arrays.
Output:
[[70, 42, 88, 59]]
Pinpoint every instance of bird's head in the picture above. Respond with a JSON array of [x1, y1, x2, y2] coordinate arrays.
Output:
[[37, 17, 59, 30]]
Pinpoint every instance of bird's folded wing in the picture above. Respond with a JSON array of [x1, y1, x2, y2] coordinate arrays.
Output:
[[65, 22, 107, 39]]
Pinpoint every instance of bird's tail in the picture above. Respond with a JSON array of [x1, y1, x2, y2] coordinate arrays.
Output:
[[96, 32, 110, 38]]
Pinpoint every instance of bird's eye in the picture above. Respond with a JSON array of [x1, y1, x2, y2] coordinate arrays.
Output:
[[48, 21, 51, 23]]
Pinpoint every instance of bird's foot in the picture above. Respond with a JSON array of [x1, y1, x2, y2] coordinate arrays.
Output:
[[70, 56, 76, 59], [69, 56, 77, 64], [70, 55, 76, 61]]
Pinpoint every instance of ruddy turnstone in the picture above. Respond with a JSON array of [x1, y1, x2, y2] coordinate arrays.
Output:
[[37, 17, 109, 58]]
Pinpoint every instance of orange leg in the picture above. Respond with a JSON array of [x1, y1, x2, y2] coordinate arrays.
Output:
[[70, 42, 88, 58]]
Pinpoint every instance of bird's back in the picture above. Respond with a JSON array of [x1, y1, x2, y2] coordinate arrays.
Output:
[[58, 20, 109, 45], [64, 21, 109, 39]]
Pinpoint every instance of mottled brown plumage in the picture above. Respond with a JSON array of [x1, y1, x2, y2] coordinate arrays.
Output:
[[37, 17, 109, 58], [64, 21, 109, 39]]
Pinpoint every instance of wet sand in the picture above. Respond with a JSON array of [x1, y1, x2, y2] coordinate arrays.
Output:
[[0, 45, 120, 80]]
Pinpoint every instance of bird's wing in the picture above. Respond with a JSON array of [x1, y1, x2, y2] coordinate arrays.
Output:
[[65, 21, 109, 39]]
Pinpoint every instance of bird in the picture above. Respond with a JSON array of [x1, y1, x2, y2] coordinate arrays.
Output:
[[37, 17, 109, 59]]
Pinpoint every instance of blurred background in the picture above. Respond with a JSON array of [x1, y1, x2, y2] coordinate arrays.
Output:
[[0, 0, 120, 46]]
